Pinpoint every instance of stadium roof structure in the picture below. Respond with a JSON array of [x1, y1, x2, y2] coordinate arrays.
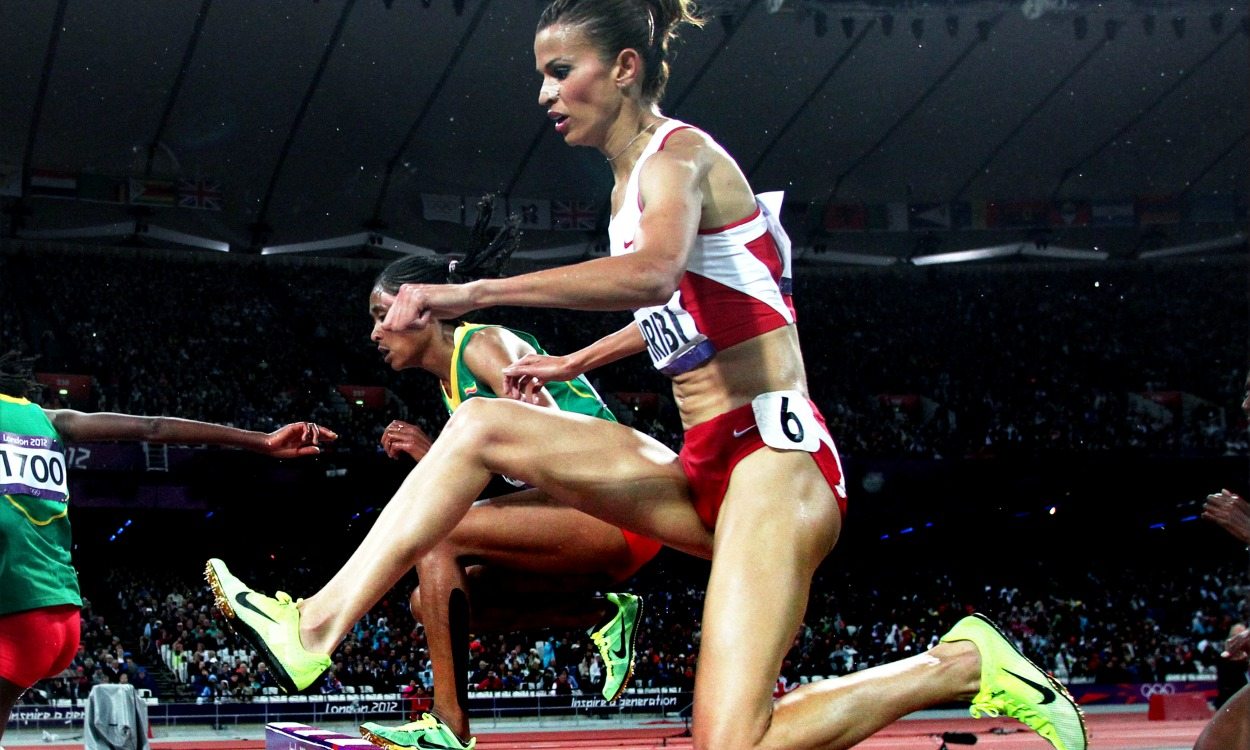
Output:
[[0, 0, 1246, 264]]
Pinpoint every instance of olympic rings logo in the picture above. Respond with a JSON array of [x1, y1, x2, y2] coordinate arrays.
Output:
[[1139, 683, 1177, 698]]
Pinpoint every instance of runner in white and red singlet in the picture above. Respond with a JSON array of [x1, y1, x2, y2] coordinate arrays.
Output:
[[203, 3, 1087, 750]]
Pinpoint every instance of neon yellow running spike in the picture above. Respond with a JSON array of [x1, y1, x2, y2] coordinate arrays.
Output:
[[589, 592, 643, 703], [941, 613, 1088, 750], [204, 558, 331, 693], [361, 714, 476, 750]]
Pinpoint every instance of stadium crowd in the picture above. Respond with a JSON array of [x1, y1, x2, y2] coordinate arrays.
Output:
[[2, 241, 1246, 707], [25, 552, 1249, 705], [0, 244, 1244, 460]]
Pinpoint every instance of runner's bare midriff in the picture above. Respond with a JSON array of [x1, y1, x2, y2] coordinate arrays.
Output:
[[669, 325, 808, 431]]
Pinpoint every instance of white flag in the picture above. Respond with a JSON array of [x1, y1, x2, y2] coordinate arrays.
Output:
[[885, 202, 909, 232], [464, 196, 510, 228], [422, 194, 463, 224]]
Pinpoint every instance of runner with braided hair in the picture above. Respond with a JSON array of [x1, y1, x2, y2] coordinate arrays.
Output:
[[369, 198, 663, 745], [208, 197, 696, 750]]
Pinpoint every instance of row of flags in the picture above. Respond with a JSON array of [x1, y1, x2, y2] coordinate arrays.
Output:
[[423, 194, 597, 231], [822, 195, 1245, 233], [0, 166, 222, 211], [5, 168, 1237, 234], [427, 192, 1244, 234]]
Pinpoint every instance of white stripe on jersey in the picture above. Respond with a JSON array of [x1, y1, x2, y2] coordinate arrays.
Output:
[[687, 212, 794, 325]]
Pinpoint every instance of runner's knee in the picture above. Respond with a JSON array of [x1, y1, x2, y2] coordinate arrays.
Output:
[[442, 398, 510, 452], [409, 586, 423, 620], [693, 720, 760, 750]]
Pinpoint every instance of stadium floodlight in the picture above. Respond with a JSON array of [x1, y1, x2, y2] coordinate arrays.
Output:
[[261, 232, 373, 256], [369, 234, 437, 256], [1020, 244, 1109, 261], [142, 224, 229, 252], [262, 232, 441, 257], [1139, 233, 1246, 259], [807, 250, 900, 266], [910, 243, 1021, 265]]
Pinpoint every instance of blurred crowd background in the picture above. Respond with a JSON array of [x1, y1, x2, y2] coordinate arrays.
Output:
[[2, 241, 1246, 707]]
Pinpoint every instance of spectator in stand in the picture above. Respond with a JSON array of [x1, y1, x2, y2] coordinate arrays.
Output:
[[0, 349, 334, 743], [131, 666, 158, 697], [475, 669, 503, 693], [321, 671, 344, 695]]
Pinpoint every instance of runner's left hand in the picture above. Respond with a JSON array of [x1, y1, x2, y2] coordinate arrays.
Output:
[[263, 422, 337, 458]]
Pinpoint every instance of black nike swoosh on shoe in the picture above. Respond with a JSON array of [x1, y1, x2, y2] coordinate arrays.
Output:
[[609, 617, 630, 661], [414, 735, 455, 750], [1003, 668, 1057, 705], [234, 591, 279, 625]]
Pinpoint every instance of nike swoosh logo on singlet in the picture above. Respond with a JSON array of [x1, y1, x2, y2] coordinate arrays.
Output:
[[732, 425, 757, 438]]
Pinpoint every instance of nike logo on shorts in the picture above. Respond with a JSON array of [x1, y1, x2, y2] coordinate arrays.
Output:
[[732, 425, 757, 438]]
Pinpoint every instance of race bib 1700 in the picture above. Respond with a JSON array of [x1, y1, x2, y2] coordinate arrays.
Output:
[[0, 431, 69, 503]]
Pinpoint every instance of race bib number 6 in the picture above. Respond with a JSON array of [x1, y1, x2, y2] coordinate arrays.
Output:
[[0, 431, 69, 503], [751, 391, 821, 453]]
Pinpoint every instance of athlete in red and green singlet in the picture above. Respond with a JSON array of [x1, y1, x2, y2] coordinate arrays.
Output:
[[0, 350, 333, 743]]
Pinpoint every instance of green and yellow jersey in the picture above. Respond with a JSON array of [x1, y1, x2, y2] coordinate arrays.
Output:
[[440, 324, 616, 422]]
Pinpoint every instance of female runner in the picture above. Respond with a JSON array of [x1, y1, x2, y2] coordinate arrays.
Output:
[[209, 3, 1085, 749], [358, 227, 664, 747]]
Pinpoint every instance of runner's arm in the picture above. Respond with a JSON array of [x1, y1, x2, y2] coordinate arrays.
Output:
[[44, 410, 334, 458], [502, 324, 644, 401]]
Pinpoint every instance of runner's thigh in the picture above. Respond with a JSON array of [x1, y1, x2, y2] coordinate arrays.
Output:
[[692, 447, 842, 749], [446, 489, 638, 581], [449, 398, 709, 558]]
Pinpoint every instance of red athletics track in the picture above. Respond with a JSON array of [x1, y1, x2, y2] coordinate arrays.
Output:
[[8, 712, 1204, 750]]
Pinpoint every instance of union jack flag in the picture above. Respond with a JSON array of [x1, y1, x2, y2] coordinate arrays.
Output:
[[177, 177, 223, 211], [551, 199, 597, 231]]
